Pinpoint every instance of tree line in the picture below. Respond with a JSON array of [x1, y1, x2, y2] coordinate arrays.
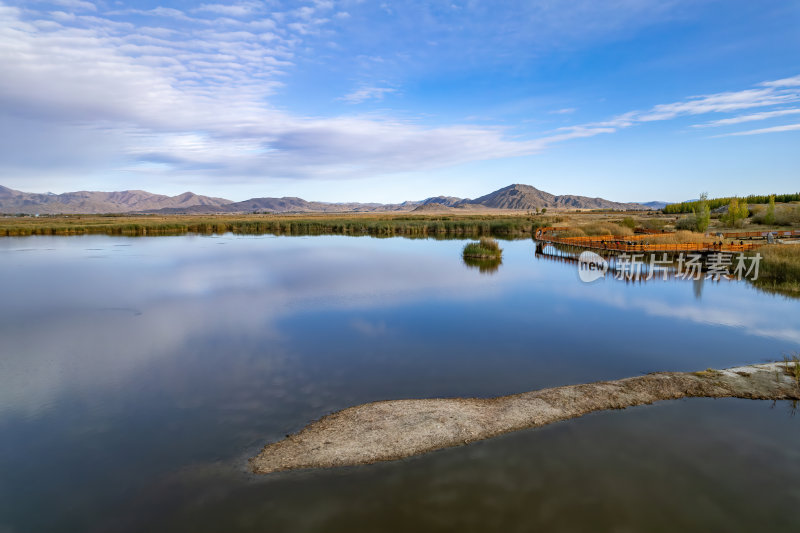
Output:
[[663, 193, 800, 214]]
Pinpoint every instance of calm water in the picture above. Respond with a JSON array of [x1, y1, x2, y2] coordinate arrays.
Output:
[[1, 235, 799, 532]]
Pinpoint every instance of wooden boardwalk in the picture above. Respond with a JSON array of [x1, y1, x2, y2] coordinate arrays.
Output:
[[715, 229, 800, 239], [534, 227, 762, 254]]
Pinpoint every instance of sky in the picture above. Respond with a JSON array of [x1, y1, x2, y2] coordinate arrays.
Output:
[[0, 0, 798, 203]]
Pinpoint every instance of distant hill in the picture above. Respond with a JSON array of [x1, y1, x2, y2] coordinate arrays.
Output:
[[465, 184, 647, 211], [0, 185, 231, 214], [0, 183, 651, 214], [419, 196, 466, 207], [148, 196, 411, 214], [639, 201, 668, 210]]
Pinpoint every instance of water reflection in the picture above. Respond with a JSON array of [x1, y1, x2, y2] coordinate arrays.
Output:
[[0, 235, 799, 532], [532, 241, 792, 303], [462, 255, 502, 274], [693, 276, 705, 300]]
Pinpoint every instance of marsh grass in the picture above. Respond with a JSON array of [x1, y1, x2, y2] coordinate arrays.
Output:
[[463, 237, 503, 259], [782, 355, 800, 386], [748, 244, 800, 295], [644, 230, 713, 244], [579, 222, 634, 236], [553, 228, 587, 238], [549, 222, 634, 238], [0, 214, 542, 239]]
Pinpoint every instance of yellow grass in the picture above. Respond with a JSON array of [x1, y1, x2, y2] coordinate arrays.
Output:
[[644, 230, 713, 244]]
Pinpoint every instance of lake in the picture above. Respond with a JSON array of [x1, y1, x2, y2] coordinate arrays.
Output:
[[1, 234, 799, 532]]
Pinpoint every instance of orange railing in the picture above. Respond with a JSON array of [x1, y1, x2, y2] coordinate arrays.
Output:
[[716, 229, 800, 239], [538, 234, 761, 253], [634, 228, 670, 235], [535, 226, 570, 236]]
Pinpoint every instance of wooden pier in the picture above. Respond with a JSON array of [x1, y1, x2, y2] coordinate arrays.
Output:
[[534, 227, 764, 254]]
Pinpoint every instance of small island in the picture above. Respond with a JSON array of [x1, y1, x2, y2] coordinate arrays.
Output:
[[462, 237, 503, 273], [462, 237, 503, 259]]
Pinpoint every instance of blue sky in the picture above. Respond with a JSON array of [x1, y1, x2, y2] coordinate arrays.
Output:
[[0, 0, 798, 203]]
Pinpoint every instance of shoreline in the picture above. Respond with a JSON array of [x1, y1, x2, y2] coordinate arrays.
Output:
[[0, 212, 544, 238]]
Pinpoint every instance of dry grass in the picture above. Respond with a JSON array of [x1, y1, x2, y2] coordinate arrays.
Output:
[[752, 203, 800, 226], [750, 244, 800, 295], [477, 237, 500, 252], [638, 218, 670, 230], [578, 222, 634, 236], [554, 227, 587, 238], [645, 230, 713, 244], [783, 355, 800, 386]]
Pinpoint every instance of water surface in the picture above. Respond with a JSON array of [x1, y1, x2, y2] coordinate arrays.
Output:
[[1, 235, 798, 532]]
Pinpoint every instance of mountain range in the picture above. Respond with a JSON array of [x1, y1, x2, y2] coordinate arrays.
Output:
[[0, 183, 651, 214], [0, 185, 231, 215]]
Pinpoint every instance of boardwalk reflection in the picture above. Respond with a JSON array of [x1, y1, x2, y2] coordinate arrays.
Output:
[[534, 241, 722, 299]]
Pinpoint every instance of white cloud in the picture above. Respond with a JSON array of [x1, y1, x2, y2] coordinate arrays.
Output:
[[553, 82, 800, 142], [40, 0, 96, 11], [0, 4, 546, 184], [339, 86, 397, 104], [761, 75, 800, 88], [194, 2, 264, 17], [692, 108, 800, 128], [635, 88, 800, 121], [714, 123, 800, 137], [0, 2, 798, 192]]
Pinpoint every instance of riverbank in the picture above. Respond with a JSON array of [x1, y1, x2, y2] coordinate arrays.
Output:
[[0, 213, 545, 238], [750, 244, 800, 295], [251, 362, 800, 474]]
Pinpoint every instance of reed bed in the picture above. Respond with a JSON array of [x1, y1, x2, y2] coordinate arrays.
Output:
[[463, 237, 503, 258], [0, 214, 545, 239], [750, 244, 800, 295]]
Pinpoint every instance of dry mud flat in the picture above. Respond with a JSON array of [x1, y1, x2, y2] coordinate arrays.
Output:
[[251, 363, 800, 474]]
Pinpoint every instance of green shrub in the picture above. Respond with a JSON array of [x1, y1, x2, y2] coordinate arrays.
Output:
[[463, 237, 503, 258]]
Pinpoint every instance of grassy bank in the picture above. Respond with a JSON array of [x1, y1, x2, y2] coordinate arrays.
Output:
[[750, 244, 800, 295], [0, 213, 552, 239]]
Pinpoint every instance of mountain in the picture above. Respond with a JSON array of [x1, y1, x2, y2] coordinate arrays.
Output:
[[639, 201, 668, 210], [466, 184, 647, 211], [0, 183, 651, 214], [419, 196, 466, 207], [0, 185, 231, 214], [148, 197, 409, 214]]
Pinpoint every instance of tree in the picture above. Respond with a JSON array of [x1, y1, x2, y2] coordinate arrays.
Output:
[[739, 201, 750, 226], [723, 198, 749, 228], [764, 195, 776, 225], [541, 208, 547, 214], [693, 192, 710, 232]]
